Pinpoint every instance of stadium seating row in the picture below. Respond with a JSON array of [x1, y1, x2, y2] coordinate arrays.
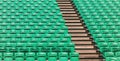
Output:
[[0, 52, 79, 61]]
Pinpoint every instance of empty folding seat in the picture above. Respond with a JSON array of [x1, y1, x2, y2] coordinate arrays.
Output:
[[103, 34, 113, 38], [59, 52, 68, 61], [109, 42, 118, 47], [70, 52, 79, 61], [92, 34, 102, 38], [106, 57, 117, 61], [115, 52, 120, 57], [4, 53, 13, 61], [112, 30, 119, 34], [15, 52, 24, 61], [98, 42, 108, 47], [111, 47, 120, 52], [67, 43, 75, 52], [61, 38, 71, 43], [115, 34, 120, 38], [90, 30, 101, 34], [100, 47, 111, 53], [48, 52, 57, 61], [26, 52, 35, 61], [37, 52, 46, 61], [94, 38, 105, 42], [58, 43, 67, 52], [107, 38, 115, 42]]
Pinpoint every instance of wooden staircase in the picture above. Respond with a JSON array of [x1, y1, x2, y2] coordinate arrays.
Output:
[[57, 0, 104, 61]]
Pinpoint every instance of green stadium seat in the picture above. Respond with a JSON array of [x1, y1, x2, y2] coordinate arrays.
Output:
[[70, 52, 79, 61], [26, 52, 35, 61], [59, 52, 68, 61], [109, 42, 118, 47], [15, 52, 24, 61], [106, 57, 117, 61], [111, 47, 120, 52], [4, 53, 13, 61], [115, 52, 120, 57], [67, 43, 75, 52], [37, 52, 46, 61], [98, 42, 108, 47], [48, 52, 57, 61], [104, 52, 114, 57]]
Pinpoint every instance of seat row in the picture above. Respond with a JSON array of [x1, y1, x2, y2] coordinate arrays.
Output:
[[95, 38, 120, 42], [0, 52, 79, 61], [0, 38, 71, 43], [100, 47, 120, 52], [0, 30, 69, 34], [0, 16, 63, 20], [98, 42, 120, 47], [91, 30, 120, 34], [0, 42, 74, 47], [92, 34, 120, 38], [104, 52, 120, 57], [0, 47, 75, 52], [0, 21, 64, 27], [0, 33, 70, 37], [0, 27, 68, 31], [0, 19, 64, 22]]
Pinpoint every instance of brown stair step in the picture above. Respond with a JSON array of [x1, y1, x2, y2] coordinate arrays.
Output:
[[62, 14, 78, 16], [73, 41, 93, 44], [80, 59, 103, 61], [61, 11, 76, 13], [59, 6, 73, 8], [58, 5, 73, 7], [75, 45, 94, 49], [80, 53, 100, 58], [68, 26, 85, 29], [65, 19, 82, 21], [66, 23, 82, 26], [72, 37, 91, 40], [71, 33, 88, 36], [63, 17, 79, 19], [68, 30, 86, 32], [68, 26, 84, 29], [60, 9, 75, 11], [58, 4, 72, 5], [65, 20, 80, 22], [76, 49, 97, 54]]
